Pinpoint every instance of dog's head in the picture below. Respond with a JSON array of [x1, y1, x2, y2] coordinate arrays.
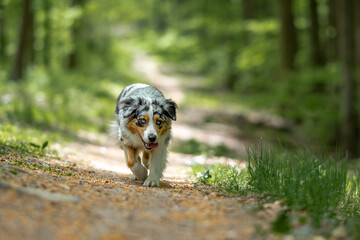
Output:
[[120, 97, 177, 150]]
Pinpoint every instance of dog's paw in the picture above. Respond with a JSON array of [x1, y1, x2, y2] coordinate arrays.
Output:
[[130, 162, 148, 181], [143, 176, 160, 187], [129, 174, 138, 181]]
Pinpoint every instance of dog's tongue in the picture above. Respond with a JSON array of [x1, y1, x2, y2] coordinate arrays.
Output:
[[145, 143, 159, 149]]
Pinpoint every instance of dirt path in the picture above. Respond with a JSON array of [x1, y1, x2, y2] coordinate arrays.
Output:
[[0, 49, 281, 240], [1, 152, 275, 240], [1, 133, 279, 240]]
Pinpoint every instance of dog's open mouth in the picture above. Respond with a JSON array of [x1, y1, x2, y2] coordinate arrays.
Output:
[[144, 142, 159, 150], [139, 134, 159, 150]]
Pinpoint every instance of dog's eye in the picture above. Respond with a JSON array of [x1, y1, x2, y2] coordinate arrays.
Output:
[[156, 120, 162, 126], [139, 119, 147, 125]]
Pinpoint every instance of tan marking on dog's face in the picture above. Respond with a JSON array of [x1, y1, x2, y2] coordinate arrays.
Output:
[[153, 115, 168, 136], [127, 115, 149, 138], [127, 118, 138, 134]]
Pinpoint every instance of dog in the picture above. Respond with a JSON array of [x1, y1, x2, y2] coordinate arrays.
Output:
[[113, 83, 177, 187]]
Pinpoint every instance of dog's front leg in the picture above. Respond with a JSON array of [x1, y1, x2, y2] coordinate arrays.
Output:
[[130, 160, 148, 181], [125, 146, 148, 181], [143, 146, 167, 187]]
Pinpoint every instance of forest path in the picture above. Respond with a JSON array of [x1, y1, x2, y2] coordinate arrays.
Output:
[[132, 49, 251, 159], [0, 48, 281, 240]]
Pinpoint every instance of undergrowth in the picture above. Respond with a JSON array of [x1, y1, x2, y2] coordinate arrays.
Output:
[[193, 164, 248, 195], [193, 145, 360, 237], [0, 123, 79, 176], [0, 40, 140, 133], [172, 138, 236, 159], [0, 123, 59, 158]]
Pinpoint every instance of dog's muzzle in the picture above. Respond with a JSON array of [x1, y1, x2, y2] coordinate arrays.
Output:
[[139, 134, 159, 150]]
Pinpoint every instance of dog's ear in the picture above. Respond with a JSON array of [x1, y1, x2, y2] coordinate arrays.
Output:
[[120, 98, 138, 118], [163, 99, 177, 121]]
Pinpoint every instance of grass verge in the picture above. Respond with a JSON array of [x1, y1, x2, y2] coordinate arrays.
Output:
[[0, 123, 79, 177], [0, 123, 60, 158], [193, 145, 360, 237]]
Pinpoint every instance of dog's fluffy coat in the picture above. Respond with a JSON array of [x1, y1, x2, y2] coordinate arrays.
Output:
[[113, 83, 177, 187]]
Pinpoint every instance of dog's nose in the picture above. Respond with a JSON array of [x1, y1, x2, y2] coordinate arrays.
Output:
[[148, 134, 157, 143]]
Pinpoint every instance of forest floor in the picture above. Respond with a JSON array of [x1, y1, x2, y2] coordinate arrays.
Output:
[[1, 49, 295, 240]]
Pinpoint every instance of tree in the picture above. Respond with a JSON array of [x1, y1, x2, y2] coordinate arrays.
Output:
[[43, 0, 52, 67], [243, 0, 254, 20], [151, 0, 168, 33], [11, 0, 35, 80], [309, 0, 324, 66], [278, 0, 298, 71], [0, 0, 6, 61], [327, 0, 338, 61], [338, 0, 359, 159], [354, 0, 360, 70], [68, 0, 85, 69]]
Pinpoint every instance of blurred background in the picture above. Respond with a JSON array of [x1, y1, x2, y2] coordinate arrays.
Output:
[[0, 0, 359, 159]]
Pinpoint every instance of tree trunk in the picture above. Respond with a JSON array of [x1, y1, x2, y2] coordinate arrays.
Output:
[[68, 0, 85, 69], [278, 0, 298, 71], [327, 0, 338, 61], [0, 0, 6, 60], [11, 0, 34, 81], [43, 0, 51, 67], [309, 0, 324, 66], [152, 0, 167, 33], [243, 0, 254, 19], [354, 0, 360, 70], [224, 47, 239, 90], [338, 0, 359, 159]]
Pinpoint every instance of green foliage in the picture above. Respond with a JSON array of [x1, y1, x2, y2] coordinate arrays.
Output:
[[193, 164, 249, 195], [1, 0, 142, 132], [119, 0, 348, 149], [172, 139, 232, 158], [0, 123, 58, 157], [272, 211, 292, 234], [247, 145, 350, 226], [0, 39, 139, 132], [192, 145, 360, 235], [1, 0, 351, 148]]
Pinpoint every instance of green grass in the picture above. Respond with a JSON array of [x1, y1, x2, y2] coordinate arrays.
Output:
[[193, 145, 360, 237], [247, 146, 349, 226], [0, 123, 61, 157], [0, 123, 80, 176], [193, 164, 249, 195]]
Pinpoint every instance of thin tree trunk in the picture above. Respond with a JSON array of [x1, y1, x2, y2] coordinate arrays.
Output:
[[278, 0, 298, 71], [68, 0, 90, 69], [11, 0, 34, 81], [0, 0, 6, 60], [354, 0, 360, 70], [327, 0, 338, 61], [43, 0, 51, 66], [309, 0, 324, 66], [243, 0, 254, 19], [152, 0, 167, 33], [338, 0, 359, 159]]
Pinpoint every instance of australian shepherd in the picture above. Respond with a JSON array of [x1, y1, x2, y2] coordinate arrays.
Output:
[[112, 83, 177, 187]]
